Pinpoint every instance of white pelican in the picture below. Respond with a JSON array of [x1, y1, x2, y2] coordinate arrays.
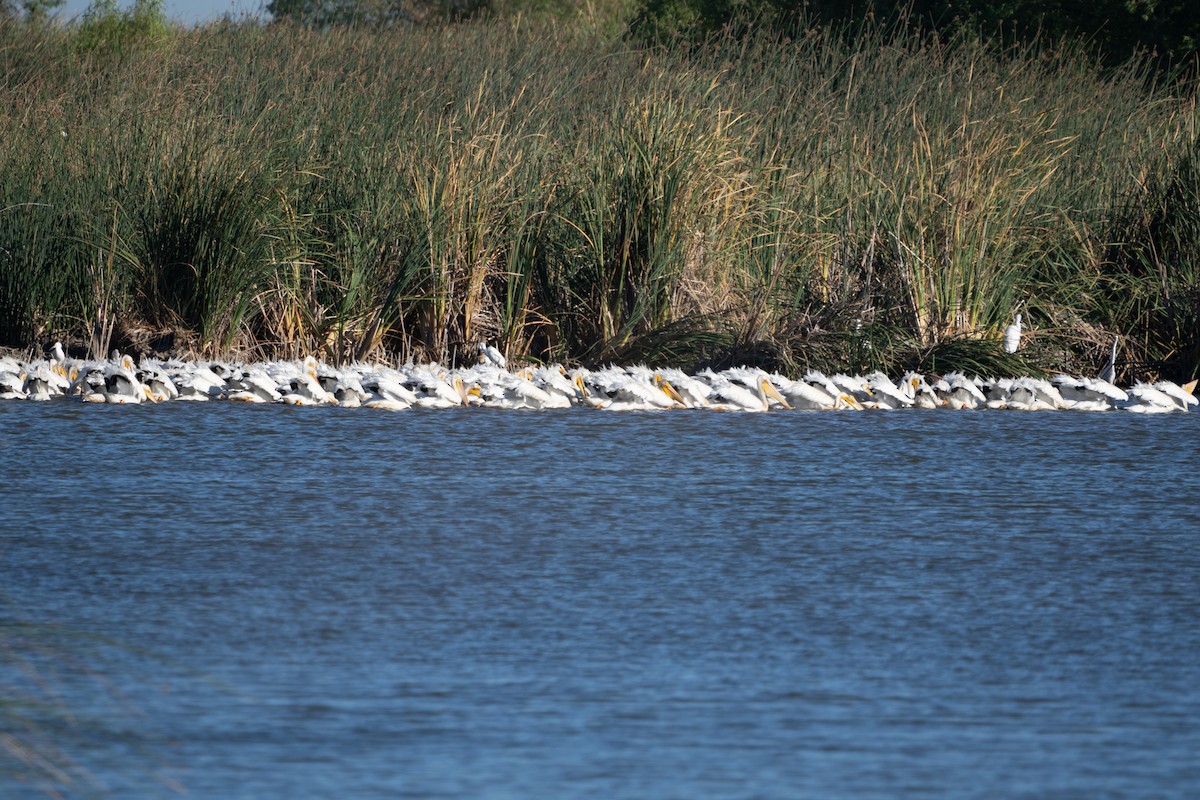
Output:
[[829, 372, 873, 403], [1150, 380, 1198, 412], [0, 355, 25, 399], [1123, 382, 1184, 413], [1052, 374, 1126, 411], [935, 372, 986, 410], [655, 368, 713, 409], [533, 365, 589, 406], [901, 372, 943, 409], [865, 372, 911, 409], [68, 361, 109, 402], [138, 359, 179, 403], [227, 368, 282, 403], [50, 342, 79, 383], [771, 374, 838, 410], [496, 372, 570, 409], [802, 371, 862, 409], [174, 363, 228, 400], [1003, 313, 1022, 354], [415, 374, 466, 408], [23, 363, 70, 400], [361, 371, 418, 410], [583, 366, 680, 410], [706, 374, 790, 412], [1002, 377, 1057, 411], [101, 355, 149, 403]]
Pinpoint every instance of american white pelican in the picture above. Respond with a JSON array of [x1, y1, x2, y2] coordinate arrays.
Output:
[[361, 371, 418, 410], [1003, 313, 1022, 353], [0, 367, 25, 399], [101, 355, 149, 403], [865, 372, 911, 409], [137, 359, 179, 403], [901, 372, 942, 409], [770, 374, 837, 410], [936, 372, 986, 410], [801, 371, 862, 409], [50, 342, 79, 383], [654, 368, 713, 409], [174, 363, 228, 400], [227, 368, 282, 403], [533, 365, 589, 406], [23, 363, 70, 400], [1003, 377, 1057, 411], [68, 361, 108, 402], [1123, 382, 1183, 413], [1150, 380, 1198, 412], [1052, 374, 1127, 411], [703, 373, 790, 412]]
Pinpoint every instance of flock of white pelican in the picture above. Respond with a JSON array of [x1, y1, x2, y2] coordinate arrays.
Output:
[[1, 342, 1196, 414]]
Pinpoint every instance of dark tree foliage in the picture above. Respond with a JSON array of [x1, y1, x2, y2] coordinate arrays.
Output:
[[264, 0, 490, 26], [1, 0, 63, 19], [632, 0, 1200, 70]]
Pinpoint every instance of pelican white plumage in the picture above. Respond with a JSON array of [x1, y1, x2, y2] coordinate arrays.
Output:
[[101, 355, 148, 404], [68, 361, 108, 402], [532, 365, 587, 406], [772, 374, 837, 410], [830, 372, 873, 404], [415, 374, 466, 408], [1003, 377, 1056, 411], [802, 371, 863, 409], [175, 363, 228, 400], [705, 374, 790, 412], [227, 368, 282, 403], [497, 372, 569, 409], [1052, 374, 1127, 411], [1123, 382, 1183, 413], [1151, 380, 1198, 412], [138, 360, 178, 403], [935, 372, 986, 410], [50, 341, 79, 383], [865, 372, 911, 409], [901, 372, 942, 409], [0, 363, 25, 400], [609, 368, 683, 410], [361, 371, 417, 410], [654, 368, 712, 409], [23, 363, 70, 400], [1003, 313, 1023, 354]]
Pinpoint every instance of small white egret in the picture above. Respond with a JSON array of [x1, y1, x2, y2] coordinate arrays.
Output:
[[1098, 336, 1118, 384], [1003, 313, 1023, 354], [478, 342, 506, 370]]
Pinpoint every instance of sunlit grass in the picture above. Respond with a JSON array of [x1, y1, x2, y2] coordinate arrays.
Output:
[[0, 14, 1196, 378]]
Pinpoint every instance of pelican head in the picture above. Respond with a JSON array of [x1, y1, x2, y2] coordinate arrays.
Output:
[[654, 375, 686, 406], [759, 377, 792, 410]]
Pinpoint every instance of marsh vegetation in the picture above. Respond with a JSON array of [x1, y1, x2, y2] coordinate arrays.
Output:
[[1, 5, 1198, 381]]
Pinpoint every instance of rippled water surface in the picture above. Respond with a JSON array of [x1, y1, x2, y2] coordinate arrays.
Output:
[[3, 403, 1199, 798]]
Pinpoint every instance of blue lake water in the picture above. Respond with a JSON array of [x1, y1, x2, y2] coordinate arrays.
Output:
[[2, 402, 1199, 798]]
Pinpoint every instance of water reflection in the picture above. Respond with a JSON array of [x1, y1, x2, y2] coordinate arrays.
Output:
[[2, 404, 1198, 798]]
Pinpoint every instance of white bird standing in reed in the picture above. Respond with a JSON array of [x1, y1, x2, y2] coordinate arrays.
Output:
[[478, 342, 506, 370], [1099, 335, 1118, 384], [1003, 313, 1023, 354]]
